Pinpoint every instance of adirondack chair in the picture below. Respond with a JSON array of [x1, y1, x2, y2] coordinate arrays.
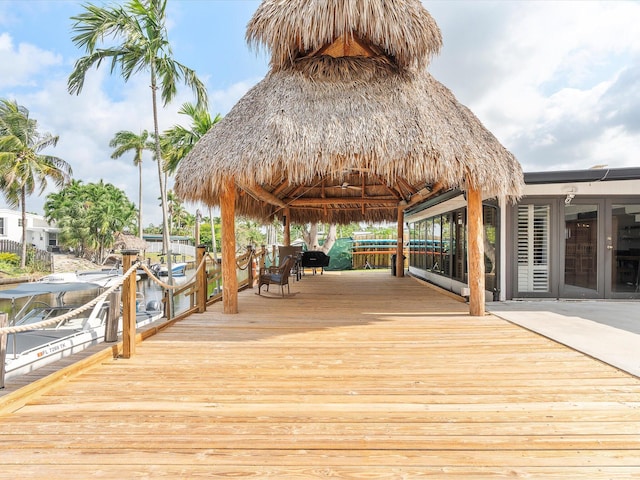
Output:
[[258, 255, 295, 296]]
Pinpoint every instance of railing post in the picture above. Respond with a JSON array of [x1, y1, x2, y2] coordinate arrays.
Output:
[[260, 245, 266, 271], [121, 249, 139, 358], [0, 313, 7, 389], [196, 245, 207, 313], [246, 245, 255, 287], [104, 289, 122, 343]]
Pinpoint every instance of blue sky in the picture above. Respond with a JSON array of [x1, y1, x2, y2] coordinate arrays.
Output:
[[1, 0, 639, 226]]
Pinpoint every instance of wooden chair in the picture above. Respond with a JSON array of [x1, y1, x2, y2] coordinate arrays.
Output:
[[258, 255, 295, 296], [278, 245, 303, 281]]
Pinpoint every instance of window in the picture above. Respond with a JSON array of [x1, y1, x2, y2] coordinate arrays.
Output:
[[408, 205, 496, 291], [0, 218, 5, 236], [517, 204, 550, 293]]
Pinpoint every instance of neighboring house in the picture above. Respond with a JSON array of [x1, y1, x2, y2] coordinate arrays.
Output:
[[142, 234, 195, 259], [0, 208, 60, 252], [405, 167, 640, 301]]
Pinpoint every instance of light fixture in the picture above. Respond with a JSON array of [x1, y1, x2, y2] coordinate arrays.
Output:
[[563, 186, 577, 205]]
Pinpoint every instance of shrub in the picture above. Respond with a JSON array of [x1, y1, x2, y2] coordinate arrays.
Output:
[[0, 252, 20, 265]]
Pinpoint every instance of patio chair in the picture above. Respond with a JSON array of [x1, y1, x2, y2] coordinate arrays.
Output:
[[258, 255, 295, 296], [278, 245, 303, 281]]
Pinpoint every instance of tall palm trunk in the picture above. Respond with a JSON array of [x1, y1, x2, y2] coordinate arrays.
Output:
[[138, 160, 143, 238], [150, 63, 174, 315], [20, 187, 27, 269]]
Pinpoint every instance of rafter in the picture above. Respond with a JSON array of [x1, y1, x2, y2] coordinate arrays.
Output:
[[240, 183, 287, 209], [286, 197, 398, 207], [405, 182, 445, 208]]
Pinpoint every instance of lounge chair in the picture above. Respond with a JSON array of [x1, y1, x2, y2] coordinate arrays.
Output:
[[258, 255, 295, 296]]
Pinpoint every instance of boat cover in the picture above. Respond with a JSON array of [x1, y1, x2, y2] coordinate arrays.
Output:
[[0, 282, 103, 300]]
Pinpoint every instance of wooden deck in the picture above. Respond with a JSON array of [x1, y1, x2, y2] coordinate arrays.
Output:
[[1, 270, 640, 478]]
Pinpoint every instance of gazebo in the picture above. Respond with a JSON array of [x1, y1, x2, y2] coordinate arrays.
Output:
[[175, 0, 524, 315]]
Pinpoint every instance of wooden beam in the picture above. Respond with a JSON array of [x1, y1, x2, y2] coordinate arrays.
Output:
[[271, 179, 290, 197], [221, 180, 238, 314], [317, 34, 379, 59], [406, 182, 445, 208], [370, 173, 403, 199], [396, 207, 405, 278], [286, 197, 398, 206], [396, 177, 418, 199], [240, 183, 287, 209], [361, 175, 366, 216], [467, 187, 485, 316], [283, 207, 291, 246]]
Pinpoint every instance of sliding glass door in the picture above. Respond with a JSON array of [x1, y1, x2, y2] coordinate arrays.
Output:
[[562, 203, 601, 297], [610, 204, 640, 298]]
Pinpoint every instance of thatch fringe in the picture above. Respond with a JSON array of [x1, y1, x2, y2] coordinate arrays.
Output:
[[175, 55, 523, 220], [247, 0, 442, 71]]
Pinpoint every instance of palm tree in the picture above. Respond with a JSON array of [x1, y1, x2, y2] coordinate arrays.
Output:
[[162, 102, 222, 174], [109, 130, 154, 238], [45, 179, 137, 262], [0, 99, 72, 268], [68, 0, 208, 268], [162, 102, 221, 257]]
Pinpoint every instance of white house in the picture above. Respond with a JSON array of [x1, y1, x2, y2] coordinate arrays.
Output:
[[0, 208, 60, 252]]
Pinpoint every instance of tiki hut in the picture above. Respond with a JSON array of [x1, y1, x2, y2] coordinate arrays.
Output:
[[113, 232, 149, 253], [175, 0, 524, 315]]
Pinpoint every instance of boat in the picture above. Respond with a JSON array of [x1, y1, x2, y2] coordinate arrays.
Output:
[[37, 267, 141, 286], [151, 262, 187, 277], [1, 280, 164, 382]]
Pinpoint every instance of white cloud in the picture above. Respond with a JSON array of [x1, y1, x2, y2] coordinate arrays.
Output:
[[0, 33, 62, 88], [427, 0, 640, 172], [12, 63, 261, 226], [209, 78, 261, 115]]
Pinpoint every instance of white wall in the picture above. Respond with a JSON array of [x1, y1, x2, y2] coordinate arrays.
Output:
[[0, 208, 58, 251]]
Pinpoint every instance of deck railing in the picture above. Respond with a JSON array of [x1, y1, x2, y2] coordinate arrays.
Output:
[[0, 245, 267, 389]]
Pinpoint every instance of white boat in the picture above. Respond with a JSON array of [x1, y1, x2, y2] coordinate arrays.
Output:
[[1, 280, 163, 382], [38, 268, 140, 286], [151, 262, 187, 277]]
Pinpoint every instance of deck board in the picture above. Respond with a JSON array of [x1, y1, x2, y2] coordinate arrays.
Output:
[[1, 270, 639, 478]]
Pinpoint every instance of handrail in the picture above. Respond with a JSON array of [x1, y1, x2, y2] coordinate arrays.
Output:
[[0, 262, 138, 335], [0, 246, 268, 388]]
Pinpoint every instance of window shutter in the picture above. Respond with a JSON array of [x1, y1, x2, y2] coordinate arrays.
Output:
[[517, 205, 550, 292]]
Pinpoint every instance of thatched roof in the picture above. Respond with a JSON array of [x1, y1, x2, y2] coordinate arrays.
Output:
[[113, 233, 149, 252], [175, 0, 524, 225], [246, 0, 442, 71]]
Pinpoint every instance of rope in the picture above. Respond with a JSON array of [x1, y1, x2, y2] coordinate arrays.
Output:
[[0, 262, 139, 335], [1, 249, 263, 336], [138, 254, 210, 291], [235, 250, 254, 270]]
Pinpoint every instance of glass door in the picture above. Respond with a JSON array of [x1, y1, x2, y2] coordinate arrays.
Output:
[[610, 204, 640, 298], [562, 203, 603, 298]]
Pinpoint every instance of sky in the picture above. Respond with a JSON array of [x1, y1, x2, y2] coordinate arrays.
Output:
[[1, 0, 639, 226]]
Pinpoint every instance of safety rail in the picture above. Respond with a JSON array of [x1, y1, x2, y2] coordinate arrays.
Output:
[[0, 245, 267, 389]]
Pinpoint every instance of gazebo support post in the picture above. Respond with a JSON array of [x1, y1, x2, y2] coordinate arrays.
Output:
[[283, 207, 291, 246], [221, 180, 238, 314], [467, 187, 485, 316], [396, 207, 405, 277]]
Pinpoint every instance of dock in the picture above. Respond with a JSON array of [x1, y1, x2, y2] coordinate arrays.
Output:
[[1, 270, 639, 478]]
